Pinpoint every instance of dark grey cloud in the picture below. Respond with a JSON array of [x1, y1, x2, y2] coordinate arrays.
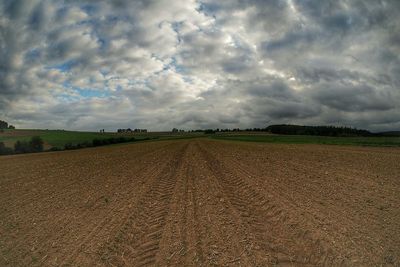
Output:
[[0, 0, 399, 131], [311, 84, 395, 112]]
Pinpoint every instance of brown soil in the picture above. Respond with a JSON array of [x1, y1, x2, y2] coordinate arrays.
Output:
[[0, 139, 399, 266]]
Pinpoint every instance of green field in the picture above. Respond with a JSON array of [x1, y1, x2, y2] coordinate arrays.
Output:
[[0, 129, 155, 149], [0, 129, 205, 150], [2, 129, 400, 150], [211, 134, 400, 147]]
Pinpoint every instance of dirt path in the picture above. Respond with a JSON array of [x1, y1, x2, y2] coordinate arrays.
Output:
[[0, 139, 399, 266]]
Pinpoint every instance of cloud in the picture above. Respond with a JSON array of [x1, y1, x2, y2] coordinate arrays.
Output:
[[310, 83, 395, 112], [0, 0, 399, 131]]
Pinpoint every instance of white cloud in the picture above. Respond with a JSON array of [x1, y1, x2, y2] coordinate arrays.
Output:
[[0, 0, 399, 131]]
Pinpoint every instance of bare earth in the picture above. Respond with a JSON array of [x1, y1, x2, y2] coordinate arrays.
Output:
[[0, 139, 399, 266]]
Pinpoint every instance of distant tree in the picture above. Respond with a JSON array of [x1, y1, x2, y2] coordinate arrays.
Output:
[[0, 120, 8, 129], [8, 125, 15, 129], [14, 136, 44, 154], [172, 128, 179, 133], [266, 124, 372, 137]]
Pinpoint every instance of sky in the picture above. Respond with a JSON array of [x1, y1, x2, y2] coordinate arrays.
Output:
[[0, 0, 399, 132]]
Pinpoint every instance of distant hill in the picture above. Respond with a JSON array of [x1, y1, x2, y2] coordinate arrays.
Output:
[[266, 124, 372, 137]]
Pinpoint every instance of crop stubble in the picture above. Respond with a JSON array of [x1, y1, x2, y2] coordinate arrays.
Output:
[[0, 139, 399, 266]]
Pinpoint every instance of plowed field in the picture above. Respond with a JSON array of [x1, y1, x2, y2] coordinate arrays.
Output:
[[0, 139, 399, 266]]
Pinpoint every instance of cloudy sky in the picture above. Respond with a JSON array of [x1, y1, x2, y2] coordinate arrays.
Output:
[[1, 0, 399, 131]]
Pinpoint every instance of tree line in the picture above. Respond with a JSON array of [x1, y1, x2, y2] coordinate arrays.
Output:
[[0, 136, 44, 155], [197, 124, 376, 137], [117, 128, 147, 133], [0, 136, 153, 156], [64, 136, 150, 150], [265, 124, 373, 137]]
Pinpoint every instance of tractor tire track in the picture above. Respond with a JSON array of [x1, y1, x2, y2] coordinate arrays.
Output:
[[3, 142, 179, 266], [196, 141, 335, 266], [99, 143, 188, 266], [204, 140, 398, 264], [59, 143, 182, 266], [1, 139, 399, 266], [186, 143, 261, 266]]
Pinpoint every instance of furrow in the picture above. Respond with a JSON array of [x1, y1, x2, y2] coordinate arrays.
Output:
[[196, 142, 335, 266], [99, 143, 188, 266]]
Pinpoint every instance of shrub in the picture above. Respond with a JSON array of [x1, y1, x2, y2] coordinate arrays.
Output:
[[49, 147, 62, 152], [102, 139, 111, 145], [64, 143, 76, 150], [116, 137, 127, 143], [80, 141, 92, 148], [30, 136, 44, 152], [13, 136, 44, 154], [14, 140, 32, 153], [92, 137, 137, 147], [0, 142, 13, 155], [92, 139, 103, 147], [108, 138, 117, 144]]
